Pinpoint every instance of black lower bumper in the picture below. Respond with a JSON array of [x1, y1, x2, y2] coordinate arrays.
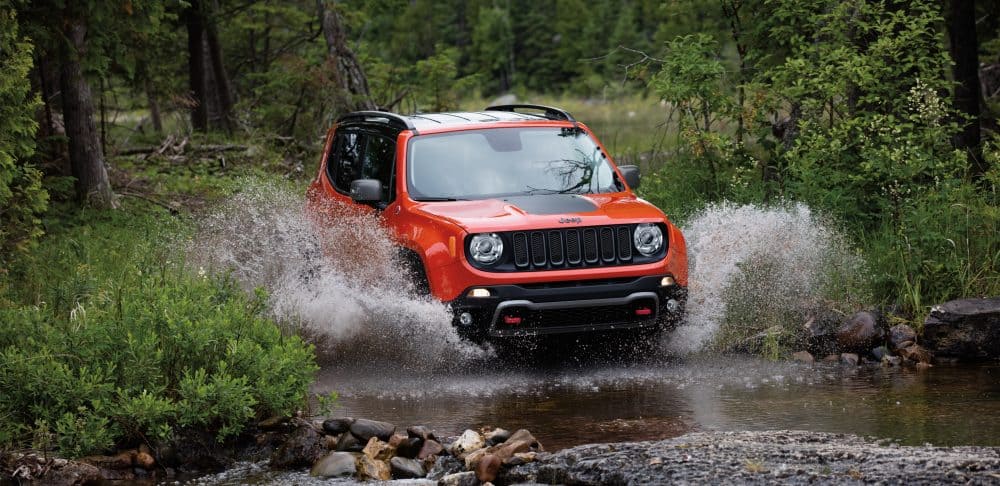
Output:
[[448, 275, 687, 340]]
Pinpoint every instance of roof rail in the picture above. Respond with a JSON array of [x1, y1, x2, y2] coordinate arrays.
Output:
[[337, 111, 417, 132], [484, 104, 576, 123]]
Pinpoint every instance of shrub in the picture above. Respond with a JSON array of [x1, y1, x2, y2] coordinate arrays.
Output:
[[0, 10, 48, 265], [0, 202, 318, 456]]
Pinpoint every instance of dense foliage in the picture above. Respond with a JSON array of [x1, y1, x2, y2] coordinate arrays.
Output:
[[0, 10, 46, 264], [0, 203, 318, 456], [642, 0, 1000, 316]]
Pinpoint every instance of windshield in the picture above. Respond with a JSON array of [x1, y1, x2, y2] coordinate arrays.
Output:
[[406, 127, 622, 201]]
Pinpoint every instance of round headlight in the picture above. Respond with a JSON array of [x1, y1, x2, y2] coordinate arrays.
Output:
[[469, 233, 504, 265], [633, 224, 663, 256]]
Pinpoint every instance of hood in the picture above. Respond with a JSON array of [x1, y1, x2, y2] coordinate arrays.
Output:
[[410, 194, 667, 232]]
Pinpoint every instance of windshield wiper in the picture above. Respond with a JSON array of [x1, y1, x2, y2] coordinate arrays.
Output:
[[413, 196, 468, 202]]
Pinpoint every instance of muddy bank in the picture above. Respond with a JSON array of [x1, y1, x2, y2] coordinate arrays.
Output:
[[500, 430, 1000, 485]]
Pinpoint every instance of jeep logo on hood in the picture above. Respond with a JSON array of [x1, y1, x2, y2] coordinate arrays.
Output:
[[559, 217, 583, 224]]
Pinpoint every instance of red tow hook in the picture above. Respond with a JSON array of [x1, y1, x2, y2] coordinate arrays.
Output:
[[635, 307, 653, 316], [503, 315, 522, 325]]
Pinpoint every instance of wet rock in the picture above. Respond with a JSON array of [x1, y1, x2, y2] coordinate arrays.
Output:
[[889, 324, 917, 350], [802, 314, 840, 355], [485, 427, 511, 446], [450, 429, 486, 457], [257, 415, 288, 430], [513, 452, 537, 463], [407, 425, 438, 442], [463, 447, 489, 470], [350, 418, 396, 442], [837, 311, 883, 352], [440, 471, 478, 486], [396, 436, 423, 459], [80, 451, 134, 470], [324, 434, 338, 450], [417, 439, 444, 460], [823, 354, 839, 362], [871, 346, 891, 361], [923, 297, 1000, 360], [310, 452, 357, 478], [507, 429, 542, 451], [791, 351, 814, 363], [493, 439, 532, 463], [134, 451, 155, 469], [426, 455, 465, 480], [476, 454, 501, 483], [271, 425, 326, 469], [336, 431, 363, 452], [357, 455, 391, 481], [362, 437, 395, 461], [882, 356, 901, 367], [899, 344, 933, 364], [322, 417, 355, 436], [390, 456, 426, 479], [840, 353, 859, 366], [25, 458, 101, 484]]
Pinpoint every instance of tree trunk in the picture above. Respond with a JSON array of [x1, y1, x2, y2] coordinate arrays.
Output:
[[317, 0, 375, 112], [145, 77, 163, 133], [948, 0, 986, 178], [186, 1, 209, 131], [205, 0, 235, 132], [60, 17, 116, 208]]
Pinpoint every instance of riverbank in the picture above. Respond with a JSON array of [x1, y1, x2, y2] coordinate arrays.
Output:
[[500, 430, 1000, 485], [178, 428, 1000, 485]]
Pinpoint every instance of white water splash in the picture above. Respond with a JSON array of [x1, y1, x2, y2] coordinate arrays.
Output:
[[187, 181, 488, 369], [670, 202, 864, 353]]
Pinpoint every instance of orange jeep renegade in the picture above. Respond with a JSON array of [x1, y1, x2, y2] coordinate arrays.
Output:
[[307, 104, 688, 342]]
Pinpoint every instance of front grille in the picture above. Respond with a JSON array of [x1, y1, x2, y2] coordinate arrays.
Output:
[[510, 225, 640, 271]]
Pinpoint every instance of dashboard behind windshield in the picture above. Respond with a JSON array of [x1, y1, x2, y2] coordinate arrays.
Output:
[[406, 127, 622, 201]]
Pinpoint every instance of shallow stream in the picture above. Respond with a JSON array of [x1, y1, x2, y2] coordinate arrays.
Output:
[[315, 356, 1000, 450]]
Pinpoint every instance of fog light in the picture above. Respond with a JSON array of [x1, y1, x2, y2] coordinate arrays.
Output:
[[665, 299, 680, 313], [467, 288, 492, 298], [660, 276, 676, 287], [459, 312, 474, 326]]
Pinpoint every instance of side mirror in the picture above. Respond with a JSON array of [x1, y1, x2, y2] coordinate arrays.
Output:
[[619, 165, 641, 190], [350, 179, 382, 203]]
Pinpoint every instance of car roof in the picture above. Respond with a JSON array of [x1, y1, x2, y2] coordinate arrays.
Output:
[[336, 105, 577, 134]]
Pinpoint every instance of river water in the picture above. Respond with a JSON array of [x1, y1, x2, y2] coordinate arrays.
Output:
[[314, 356, 1000, 450]]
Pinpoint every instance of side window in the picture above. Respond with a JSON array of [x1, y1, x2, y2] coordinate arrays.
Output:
[[327, 130, 363, 193], [362, 134, 396, 203]]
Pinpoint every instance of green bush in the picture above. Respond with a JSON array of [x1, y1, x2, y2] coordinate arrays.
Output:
[[0, 203, 317, 457], [0, 10, 48, 264]]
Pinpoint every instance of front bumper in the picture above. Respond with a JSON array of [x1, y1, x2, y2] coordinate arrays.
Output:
[[448, 275, 686, 340]]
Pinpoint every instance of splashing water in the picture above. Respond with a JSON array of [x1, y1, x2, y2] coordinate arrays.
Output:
[[187, 181, 488, 370], [670, 202, 865, 354]]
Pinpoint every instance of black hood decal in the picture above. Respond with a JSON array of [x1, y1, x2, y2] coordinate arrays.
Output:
[[501, 194, 598, 215]]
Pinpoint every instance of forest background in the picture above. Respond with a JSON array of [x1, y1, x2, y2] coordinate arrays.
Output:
[[1, 0, 999, 457]]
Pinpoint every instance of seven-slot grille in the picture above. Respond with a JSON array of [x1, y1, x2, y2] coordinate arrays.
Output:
[[510, 225, 636, 270]]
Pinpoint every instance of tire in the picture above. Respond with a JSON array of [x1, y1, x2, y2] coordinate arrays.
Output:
[[397, 248, 430, 296]]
